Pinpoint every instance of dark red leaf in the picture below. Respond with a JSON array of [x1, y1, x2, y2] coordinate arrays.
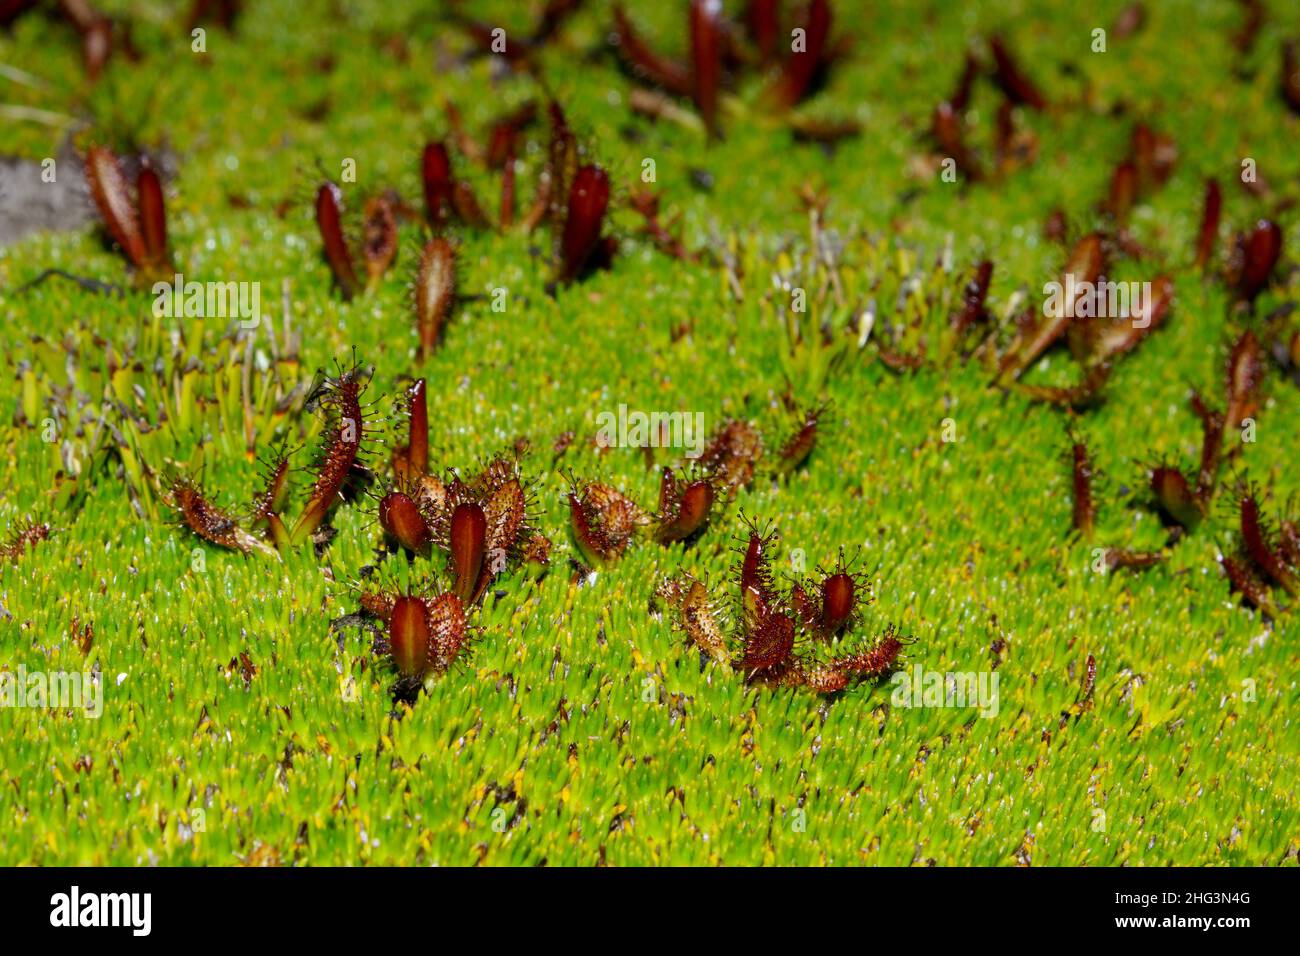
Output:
[[389, 596, 431, 678], [136, 161, 169, 276], [379, 491, 432, 558], [558, 164, 610, 284], [421, 141, 453, 226], [449, 502, 487, 603], [1193, 178, 1221, 270], [85, 145, 147, 270], [989, 34, 1047, 110], [690, 0, 724, 136], [315, 182, 360, 301]]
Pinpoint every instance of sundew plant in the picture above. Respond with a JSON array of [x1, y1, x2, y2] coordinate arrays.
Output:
[[0, 0, 1296, 868]]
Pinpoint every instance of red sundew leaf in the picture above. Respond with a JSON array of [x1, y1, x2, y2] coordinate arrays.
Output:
[[486, 122, 516, 171], [486, 113, 525, 171], [292, 365, 365, 544], [1104, 548, 1165, 570], [169, 476, 273, 557], [557, 164, 610, 284], [739, 529, 774, 602], [660, 575, 730, 664], [951, 259, 993, 336], [519, 166, 552, 237], [989, 34, 1047, 110], [500, 148, 516, 228], [458, 17, 530, 64], [1129, 124, 1176, 192], [1043, 208, 1069, 244], [787, 580, 820, 631], [479, 478, 526, 597], [425, 592, 469, 672], [1194, 178, 1221, 270], [611, 4, 693, 96], [1113, 3, 1145, 39], [520, 532, 552, 579], [1106, 159, 1137, 222], [734, 607, 795, 676], [767, 0, 832, 111], [81, 16, 112, 82], [1220, 553, 1276, 613], [992, 101, 1016, 166], [830, 627, 904, 678], [265, 513, 291, 554], [655, 471, 715, 544], [249, 452, 292, 524], [421, 141, 453, 226], [451, 180, 491, 229], [1061, 230, 1105, 319], [84, 145, 147, 270], [930, 101, 982, 182], [690, 0, 724, 137], [449, 502, 487, 603], [1189, 391, 1225, 501], [187, 0, 243, 33], [656, 465, 677, 515], [1228, 219, 1282, 304], [1078, 653, 1097, 704], [819, 572, 855, 634], [389, 596, 431, 678], [392, 378, 428, 482], [1233, 0, 1263, 54], [415, 238, 455, 360], [391, 414, 425, 494], [1284, 40, 1300, 115], [567, 491, 605, 568], [136, 161, 169, 276], [443, 101, 484, 164], [775, 403, 825, 474], [788, 114, 861, 144], [738, 523, 779, 630], [948, 51, 979, 112], [474, 455, 525, 499], [1090, 274, 1174, 363], [568, 482, 645, 567], [629, 187, 695, 261], [358, 588, 396, 623], [545, 100, 578, 230], [1225, 329, 1263, 432], [700, 419, 763, 491], [315, 182, 360, 301], [794, 664, 850, 694], [1068, 435, 1096, 540], [415, 473, 448, 528], [361, 196, 397, 288], [1239, 491, 1298, 596], [380, 491, 432, 558], [1016, 361, 1113, 409], [1150, 466, 1203, 530], [747, 0, 780, 65], [999, 233, 1103, 382]]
